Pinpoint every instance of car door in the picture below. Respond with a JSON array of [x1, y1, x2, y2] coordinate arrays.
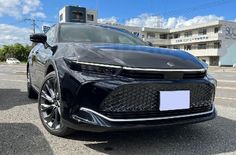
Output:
[[34, 26, 57, 89], [29, 44, 43, 88]]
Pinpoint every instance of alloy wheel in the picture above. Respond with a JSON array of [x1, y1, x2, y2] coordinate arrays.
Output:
[[39, 77, 61, 130]]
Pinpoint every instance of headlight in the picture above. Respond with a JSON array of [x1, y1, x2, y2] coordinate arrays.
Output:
[[64, 58, 122, 76]]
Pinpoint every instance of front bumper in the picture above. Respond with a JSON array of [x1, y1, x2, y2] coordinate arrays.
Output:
[[57, 60, 216, 132], [63, 106, 216, 132]]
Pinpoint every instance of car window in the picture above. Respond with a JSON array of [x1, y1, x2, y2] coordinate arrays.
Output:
[[59, 24, 146, 46]]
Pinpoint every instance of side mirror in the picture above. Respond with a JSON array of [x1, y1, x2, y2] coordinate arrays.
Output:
[[30, 33, 47, 43], [147, 41, 153, 46]]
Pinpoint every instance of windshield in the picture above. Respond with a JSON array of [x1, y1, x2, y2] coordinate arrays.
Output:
[[59, 24, 146, 46]]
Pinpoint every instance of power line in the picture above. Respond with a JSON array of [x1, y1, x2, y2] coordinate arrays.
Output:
[[24, 18, 57, 34], [35, 24, 42, 33], [24, 19, 36, 34]]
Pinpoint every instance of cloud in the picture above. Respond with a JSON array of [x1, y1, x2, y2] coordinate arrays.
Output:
[[125, 14, 224, 29], [0, 0, 46, 19], [0, 13, 226, 47], [166, 15, 224, 29], [0, 24, 31, 46], [98, 16, 118, 24], [125, 13, 164, 28], [31, 12, 46, 19]]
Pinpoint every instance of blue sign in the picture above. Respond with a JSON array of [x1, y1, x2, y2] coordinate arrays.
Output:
[[42, 26, 50, 33]]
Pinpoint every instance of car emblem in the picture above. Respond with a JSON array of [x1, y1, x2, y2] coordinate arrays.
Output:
[[167, 62, 175, 67]]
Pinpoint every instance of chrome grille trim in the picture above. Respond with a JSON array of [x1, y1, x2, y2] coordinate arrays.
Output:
[[79, 106, 215, 122]]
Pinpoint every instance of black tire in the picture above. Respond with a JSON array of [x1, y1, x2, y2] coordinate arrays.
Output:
[[38, 71, 74, 137], [27, 70, 38, 99]]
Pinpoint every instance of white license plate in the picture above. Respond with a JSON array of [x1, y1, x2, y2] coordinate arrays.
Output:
[[160, 90, 190, 111]]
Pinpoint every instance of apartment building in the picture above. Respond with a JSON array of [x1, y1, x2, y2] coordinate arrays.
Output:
[[118, 21, 236, 66]]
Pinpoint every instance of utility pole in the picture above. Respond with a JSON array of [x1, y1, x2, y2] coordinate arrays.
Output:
[[32, 19, 36, 34], [24, 18, 36, 34], [24, 18, 37, 46]]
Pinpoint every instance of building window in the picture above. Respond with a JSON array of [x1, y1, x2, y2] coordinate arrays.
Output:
[[87, 14, 94, 21], [198, 28, 207, 35], [201, 59, 206, 63], [184, 31, 192, 37], [160, 34, 167, 39], [133, 32, 140, 37], [71, 11, 85, 22], [174, 33, 180, 39], [173, 45, 180, 49], [60, 14, 63, 21], [147, 32, 156, 38], [160, 46, 167, 48], [214, 27, 219, 33], [198, 43, 207, 49], [184, 45, 192, 50], [214, 42, 221, 49]]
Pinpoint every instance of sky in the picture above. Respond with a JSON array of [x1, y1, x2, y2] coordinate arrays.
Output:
[[0, 0, 236, 46]]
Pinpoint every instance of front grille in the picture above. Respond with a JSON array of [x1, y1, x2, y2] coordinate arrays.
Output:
[[119, 70, 164, 79], [119, 70, 206, 79], [183, 72, 206, 79], [99, 82, 214, 119]]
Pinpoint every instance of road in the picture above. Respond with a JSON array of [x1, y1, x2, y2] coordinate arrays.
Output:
[[0, 64, 236, 155]]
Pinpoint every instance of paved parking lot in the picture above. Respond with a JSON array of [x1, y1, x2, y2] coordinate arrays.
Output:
[[0, 64, 236, 155]]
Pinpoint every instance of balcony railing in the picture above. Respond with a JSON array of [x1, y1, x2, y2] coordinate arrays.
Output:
[[186, 49, 220, 57], [144, 38, 170, 45]]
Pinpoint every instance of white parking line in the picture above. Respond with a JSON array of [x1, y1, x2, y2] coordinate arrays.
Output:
[[216, 97, 236, 101], [217, 86, 236, 90], [218, 80, 236, 83], [0, 79, 26, 83]]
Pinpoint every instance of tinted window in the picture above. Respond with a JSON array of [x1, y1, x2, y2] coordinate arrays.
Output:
[[59, 24, 146, 46], [87, 14, 94, 21]]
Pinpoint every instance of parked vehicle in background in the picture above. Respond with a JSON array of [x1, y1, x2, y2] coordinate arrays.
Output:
[[6, 58, 20, 64]]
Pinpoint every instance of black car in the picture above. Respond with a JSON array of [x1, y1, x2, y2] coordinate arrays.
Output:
[[27, 23, 217, 136]]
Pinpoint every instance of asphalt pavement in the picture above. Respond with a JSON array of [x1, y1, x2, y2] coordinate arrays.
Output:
[[0, 64, 236, 155]]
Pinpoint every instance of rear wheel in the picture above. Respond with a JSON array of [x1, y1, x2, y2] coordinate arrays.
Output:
[[38, 71, 74, 137], [27, 70, 38, 99]]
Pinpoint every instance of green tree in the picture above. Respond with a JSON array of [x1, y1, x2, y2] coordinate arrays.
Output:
[[0, 43, 32, 62]]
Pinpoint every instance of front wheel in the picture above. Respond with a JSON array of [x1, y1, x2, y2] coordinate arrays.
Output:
[[38, 71, 74, 137]]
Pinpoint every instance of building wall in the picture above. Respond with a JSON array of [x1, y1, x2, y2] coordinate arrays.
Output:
[[218, 21, 236, 66], [59, 6, 97, 23], [86, 9, 97, 23]]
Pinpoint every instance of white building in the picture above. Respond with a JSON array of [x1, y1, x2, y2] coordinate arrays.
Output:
[[59, 6, 97, 24], [116, 21, 236, 66]]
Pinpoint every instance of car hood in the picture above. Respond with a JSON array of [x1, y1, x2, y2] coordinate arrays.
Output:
[[67, 43, 205, 69]]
